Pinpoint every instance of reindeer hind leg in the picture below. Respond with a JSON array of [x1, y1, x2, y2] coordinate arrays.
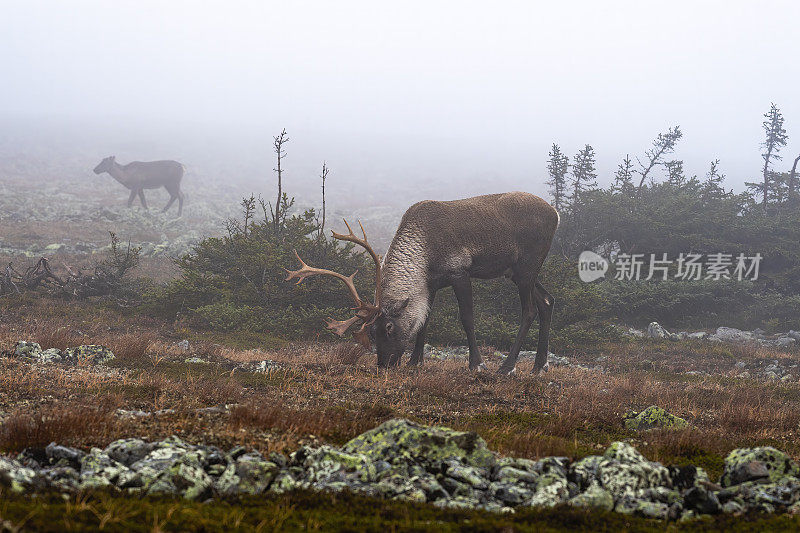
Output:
[[498, 281, 537, 375], [531, 281, 554, 374]]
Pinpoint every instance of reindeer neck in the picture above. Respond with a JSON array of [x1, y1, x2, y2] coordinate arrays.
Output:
[[381, 226, 430, 312], [105, 162, 130, 187]]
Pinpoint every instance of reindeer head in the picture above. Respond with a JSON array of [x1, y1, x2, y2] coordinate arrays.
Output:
[[371, 297, 414, 367], [285, 220, 390, 363], [93, 155, 115, 174]]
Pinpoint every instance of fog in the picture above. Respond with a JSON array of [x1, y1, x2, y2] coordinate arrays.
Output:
[[2, 0, 800, 205]]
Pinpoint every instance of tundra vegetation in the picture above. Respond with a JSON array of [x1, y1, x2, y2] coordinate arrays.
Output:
[[2, 111, 800, 530]]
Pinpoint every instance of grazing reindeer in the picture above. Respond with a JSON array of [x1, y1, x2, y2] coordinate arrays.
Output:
[[286, 192, 559, 374], [93, 156, 186, 217]]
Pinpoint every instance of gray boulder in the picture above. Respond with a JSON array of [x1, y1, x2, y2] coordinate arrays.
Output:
[[721, 447, 799, 487], [105, 438, 157, 467], [624, 406, 688, 431], [63, 345, 116, 365], [0, 456, 40, 494], [647, 322, 680, 341], [343, 419, 496, 469], [709, 327, 755, 344]]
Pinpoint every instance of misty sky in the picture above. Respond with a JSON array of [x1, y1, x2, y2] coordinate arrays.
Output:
[[2, 0, 800, 197]]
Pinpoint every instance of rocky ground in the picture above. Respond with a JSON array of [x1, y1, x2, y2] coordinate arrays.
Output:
[[0, 173, 242, 260], [4, 417, 800, 522]]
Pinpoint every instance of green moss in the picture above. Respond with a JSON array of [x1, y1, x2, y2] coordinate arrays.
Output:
[[3, 490, 800, 532]]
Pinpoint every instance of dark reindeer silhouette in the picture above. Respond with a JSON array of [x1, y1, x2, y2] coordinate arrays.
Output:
[[93, 156, 186, 216], [286, 192, 559, 375]]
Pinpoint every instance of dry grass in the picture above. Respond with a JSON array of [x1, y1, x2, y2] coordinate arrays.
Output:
[[1, 295, 800, 479], [0, 403, 118, 452]]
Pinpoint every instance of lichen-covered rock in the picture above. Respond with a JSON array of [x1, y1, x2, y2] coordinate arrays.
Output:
[[6, 419, 800, 520], [598, 442, 672, 498], [79, 449, 134, 491], [443, 460, 489, 490], [239, 360, 284, 373], [343, 419, 495, 468], [0, 456, 39, 494], [570, 455, 604, 489], [269, 471, 303, 494], [495, 465, 538, 485], [720, 479, 800, 512], [128, 439, 194, 492], [527, 471, 570, 507], [13, 341, 42, 360], [624, 406, 688, 431], [230, 453, 279, 495], [43, 466, 81, 492], [615, 495, 669, 519], [144, 451, 212, 500], [568, 483, 614, 510], [63, 345, 115, 365], [105, 438, 156, 467], [45, 443, 85, 469], [293, 445, 375, 485], [721, 447, 799, 487], [11, 342, 67, 363], [486, 481, 531, 505]]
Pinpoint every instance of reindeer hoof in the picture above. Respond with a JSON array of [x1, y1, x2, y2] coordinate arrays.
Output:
[[532, 362, 550, 375], [498, 364, 516, 376]]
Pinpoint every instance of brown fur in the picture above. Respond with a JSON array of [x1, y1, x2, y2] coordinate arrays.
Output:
[[376, 192, 559, 373]]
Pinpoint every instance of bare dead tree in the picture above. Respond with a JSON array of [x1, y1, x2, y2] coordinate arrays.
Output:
[[1, 263, 20, 295], [0, 233, 140, 300], [317, 162, 329, 240], [1, 258, 63, 296], [270, 128, 289, 235]]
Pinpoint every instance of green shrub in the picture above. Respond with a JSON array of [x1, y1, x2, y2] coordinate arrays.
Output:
[[146, 199, 375, 340]]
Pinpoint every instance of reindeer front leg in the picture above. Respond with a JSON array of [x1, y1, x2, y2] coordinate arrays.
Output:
[[408, 316, 430, 366], [452, 277, 486, 371], [127, 188, 137, 208], [137, 189, 149, 210]]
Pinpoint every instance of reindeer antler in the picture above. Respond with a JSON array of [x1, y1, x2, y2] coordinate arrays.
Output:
[[284, 251, 365, 308], [285, 219, 382, 343], [331, 219, 382, 308]]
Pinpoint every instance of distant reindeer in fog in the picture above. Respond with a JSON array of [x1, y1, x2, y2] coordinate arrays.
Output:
[[93, 156, 186, 216]]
